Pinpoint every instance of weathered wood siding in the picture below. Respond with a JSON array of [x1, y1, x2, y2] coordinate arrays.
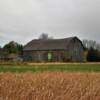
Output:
[[23, 37, 85, 62], [23, 50, 65, 62], [66, 38, 84, 62]]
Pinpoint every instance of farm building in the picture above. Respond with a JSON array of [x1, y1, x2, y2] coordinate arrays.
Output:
[[23, 36, 85, 62]]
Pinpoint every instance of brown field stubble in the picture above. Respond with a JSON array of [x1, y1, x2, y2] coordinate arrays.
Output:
[[0, 72, 100, 100]]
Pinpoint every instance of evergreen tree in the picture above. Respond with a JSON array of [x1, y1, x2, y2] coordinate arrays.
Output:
[[3, 41, 23, 55], [87, 47, 100, 62]]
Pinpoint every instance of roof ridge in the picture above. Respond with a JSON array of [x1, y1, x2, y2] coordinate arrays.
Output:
[[23, 36, 80, 51]]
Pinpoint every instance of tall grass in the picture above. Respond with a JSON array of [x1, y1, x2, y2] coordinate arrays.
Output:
[[0, 72, 100, 100]]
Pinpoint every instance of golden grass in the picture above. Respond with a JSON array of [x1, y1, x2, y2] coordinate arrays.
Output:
[[28, 62, 100, 65], [0, 72, 100, 100]]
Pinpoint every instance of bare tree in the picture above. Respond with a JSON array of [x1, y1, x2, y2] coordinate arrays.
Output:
[[39, 33, 49, 40], [82, 40, 88, 48], [82, 39, 100, 51], [95, 43, 100, 51]]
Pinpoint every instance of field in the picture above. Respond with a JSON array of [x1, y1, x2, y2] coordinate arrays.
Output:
[[0, 72, 100, 100], [0, 63, 100, 100], [0, 63, 100, 72]]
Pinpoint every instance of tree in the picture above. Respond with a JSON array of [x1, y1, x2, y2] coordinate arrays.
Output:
[[3, 41, 23, 55], [82, 39, 100, 51], [16, 43, 23, 55], [39, 33, 53, 40], [87, 47, 100, 62], [39, 33, 48, 40], [95, 43, 100, 51], [82, 40, 96, 49]]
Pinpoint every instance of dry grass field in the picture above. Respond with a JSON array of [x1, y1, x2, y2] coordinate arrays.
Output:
[[0, 72, 100, 100]]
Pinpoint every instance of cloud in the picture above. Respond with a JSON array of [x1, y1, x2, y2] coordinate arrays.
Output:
[[0, 0, 100, 46]]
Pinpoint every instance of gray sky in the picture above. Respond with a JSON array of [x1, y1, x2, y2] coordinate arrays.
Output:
[[0, 0, 100, 46]]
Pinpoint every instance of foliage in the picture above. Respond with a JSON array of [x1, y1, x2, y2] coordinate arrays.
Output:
[[39, 33, 53, 40], [87, 47, 100, 62], [82, 40, 100, 62], [3, 41, 23, 54]]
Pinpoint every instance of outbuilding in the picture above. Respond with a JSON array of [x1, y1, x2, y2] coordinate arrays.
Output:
[[23, 36, 85, 62]]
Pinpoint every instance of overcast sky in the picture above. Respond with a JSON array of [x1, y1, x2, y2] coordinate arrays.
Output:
[[0, 0, 100, 46]]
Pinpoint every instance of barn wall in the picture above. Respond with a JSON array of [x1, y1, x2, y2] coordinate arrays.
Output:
[[23, 38, 85, 62], [23, 51, 45, 61], [67, 38, 85, 62], [23, 50, 67, 62]]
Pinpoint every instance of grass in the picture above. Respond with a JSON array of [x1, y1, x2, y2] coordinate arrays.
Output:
[[0, 64, 100, 100], [0, 63, 100, 72], [0, 72, 100, 100]]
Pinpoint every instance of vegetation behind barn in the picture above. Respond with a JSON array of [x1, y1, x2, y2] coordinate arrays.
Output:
[[0, 33, 100, 62]]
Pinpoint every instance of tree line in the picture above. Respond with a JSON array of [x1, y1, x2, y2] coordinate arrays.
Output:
[[0, 41, 23, 56], [0, 33, 100, 62], [82, 40, 100, 62]]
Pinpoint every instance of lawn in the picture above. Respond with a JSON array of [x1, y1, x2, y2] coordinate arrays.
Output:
[[0, 63, 100, 72]]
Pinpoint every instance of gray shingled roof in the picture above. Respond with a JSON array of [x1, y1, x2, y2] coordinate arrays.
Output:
[[23, 36, 83, 51]]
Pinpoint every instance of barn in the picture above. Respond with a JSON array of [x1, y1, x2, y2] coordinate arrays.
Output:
[[23, 36, 85, 62]]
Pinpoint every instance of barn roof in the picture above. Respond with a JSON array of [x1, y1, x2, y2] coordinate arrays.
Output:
[[23, 36, 84, 51]]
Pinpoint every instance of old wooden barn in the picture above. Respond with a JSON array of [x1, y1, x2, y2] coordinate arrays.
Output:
[[23, 36, 85, 62]]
